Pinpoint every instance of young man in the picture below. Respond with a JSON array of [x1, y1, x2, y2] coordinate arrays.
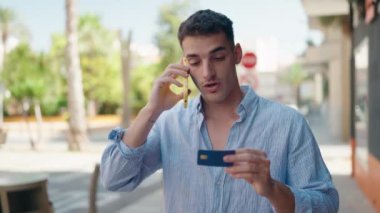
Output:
[[101, 9, 339, 213]]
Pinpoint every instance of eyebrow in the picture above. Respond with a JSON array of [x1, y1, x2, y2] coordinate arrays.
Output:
[[210, 46, 227, 54], [186, 46, 227, 58]]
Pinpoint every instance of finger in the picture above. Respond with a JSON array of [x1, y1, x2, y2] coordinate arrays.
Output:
[[230, 172, 256, 181], [157, 76, 183, 88], [224, 148, 267, 162], [229, 173, 263, 185], [235, 148, 267, 157], [163, 68, 189, 79], [260, 159, 271, 172], [165, 63, 190, 74], [167, 62, 189, 70], [223, 152, 263, 163], [226, 159, 270, 175], [225, 163, 260, 174]]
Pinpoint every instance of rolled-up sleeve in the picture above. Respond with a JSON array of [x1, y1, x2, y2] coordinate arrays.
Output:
[[287, 116, 339, 213], [289, 183, 339, 213], [100, 124, 162, 192]]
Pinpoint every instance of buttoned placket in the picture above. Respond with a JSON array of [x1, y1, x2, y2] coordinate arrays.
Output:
[[195, 97, 246, 213], [219, 120, 242, 213]]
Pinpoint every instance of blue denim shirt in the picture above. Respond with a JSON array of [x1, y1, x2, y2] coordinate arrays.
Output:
[[101, 85, 339, 213]]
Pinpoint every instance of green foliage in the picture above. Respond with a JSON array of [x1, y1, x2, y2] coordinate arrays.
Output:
[[78, 14, 115, 56], [43, 34, 68, 115], [128, 1, 199, 113], [49, 33, 67, 68], [155, 1, 191, 72], [130, 63, 158, 114], [280, 64, 308, 87], [2, 44, 42, 100], [81, 51, 122, 104], [0, 7, 16, 29], [47, 14, 122, 114], [319, 16, 345, 27], [1, 43, 64, 115], [280, 63, 309, 107], [0, 7, 30, 46], [78, 14, 122, 110]]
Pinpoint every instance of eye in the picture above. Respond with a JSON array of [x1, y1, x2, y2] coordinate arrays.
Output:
[[188, 59, 200, 66], [212, 54, 226, 61]]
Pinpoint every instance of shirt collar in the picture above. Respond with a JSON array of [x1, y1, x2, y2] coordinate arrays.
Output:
[[192, 85, 258, 120], [194, 95, 203, 114], [236, 85, 258, 121]]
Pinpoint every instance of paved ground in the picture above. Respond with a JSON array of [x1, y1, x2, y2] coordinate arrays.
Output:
[[307, 112, 375, 213], [0, 114, 376, 212]]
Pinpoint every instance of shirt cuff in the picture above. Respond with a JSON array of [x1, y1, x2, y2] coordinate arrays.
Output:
[[117, 140, 146, 158], [108, 127, 146, 159], [287, 186, 312, 213]]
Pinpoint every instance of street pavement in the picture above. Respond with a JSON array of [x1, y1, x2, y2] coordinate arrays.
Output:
[[0, 115, 376, 213]]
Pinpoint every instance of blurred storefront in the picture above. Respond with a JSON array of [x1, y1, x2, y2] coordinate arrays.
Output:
[[350, 0, 380, 211], [301, 0, 351, 142], [302, 0, 380, 211]]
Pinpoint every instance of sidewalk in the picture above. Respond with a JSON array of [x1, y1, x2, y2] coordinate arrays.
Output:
[[0, 120, 163, 213], [0, 116, 376, 212], [307, 112, 375, 213]]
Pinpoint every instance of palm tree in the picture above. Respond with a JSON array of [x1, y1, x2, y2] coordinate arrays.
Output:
[[65, 0, 89, 151], [0, 7, 16, 69], [119, 30, 132, 128], [0, 7, 16, 144]]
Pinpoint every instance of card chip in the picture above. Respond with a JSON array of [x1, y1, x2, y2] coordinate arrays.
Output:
[[200, 154, 208, 160]]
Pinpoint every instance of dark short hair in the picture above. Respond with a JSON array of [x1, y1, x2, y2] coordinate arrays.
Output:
[[177, 9, 234, 46]]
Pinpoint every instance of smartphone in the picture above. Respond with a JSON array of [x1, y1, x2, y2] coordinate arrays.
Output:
[[197, 150, 235, 167]]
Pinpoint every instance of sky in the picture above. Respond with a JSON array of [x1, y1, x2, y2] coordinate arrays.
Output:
[[0, 0, 318, 63]]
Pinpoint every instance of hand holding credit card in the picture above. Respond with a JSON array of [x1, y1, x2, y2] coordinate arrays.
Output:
[[197, 150, 235, 167]]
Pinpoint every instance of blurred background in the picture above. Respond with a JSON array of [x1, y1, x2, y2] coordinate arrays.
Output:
[[0, 0, 379, 212]]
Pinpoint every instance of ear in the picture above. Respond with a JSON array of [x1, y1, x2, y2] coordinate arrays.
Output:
[[234, 43, 242, 64]]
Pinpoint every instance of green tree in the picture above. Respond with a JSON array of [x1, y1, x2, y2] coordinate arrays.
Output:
[[1, 44, 56, 149], [78, 14, 121, 116], [44, 33, 67, 115], [280, 64, 308, 107], [47, 14, 122, 117], [2, 45, 51, 101], [155, 1, 191, 72], [0, 7, 20, 143], [130, 1, 198, 114], [130, 63, 158, 114], [0, 7, 15, 69], [0, 7, 29, 71]]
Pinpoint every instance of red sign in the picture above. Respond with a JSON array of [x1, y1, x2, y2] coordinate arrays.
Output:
[[365, 0, 376, 24], [241, 52, 257, 69]]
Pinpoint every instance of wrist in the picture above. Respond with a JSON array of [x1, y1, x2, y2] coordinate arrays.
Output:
[[142, 104, 162, 122], [262, 179, 276, 200], [265, 180, 295, 213]]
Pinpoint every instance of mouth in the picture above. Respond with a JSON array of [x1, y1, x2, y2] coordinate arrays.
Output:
[[203, 81, 221, 93]]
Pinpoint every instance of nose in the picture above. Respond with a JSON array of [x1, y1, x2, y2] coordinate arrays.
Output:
[[201, 60, 216, 80]]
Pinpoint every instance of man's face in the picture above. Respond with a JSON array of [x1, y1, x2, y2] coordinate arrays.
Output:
[[182, 33, 242, 104]]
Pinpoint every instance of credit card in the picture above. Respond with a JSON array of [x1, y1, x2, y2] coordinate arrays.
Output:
[[197, 150, 235, 167]]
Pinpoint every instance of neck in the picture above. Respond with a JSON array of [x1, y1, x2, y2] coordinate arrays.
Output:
[[203, 86, 244, 120]]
